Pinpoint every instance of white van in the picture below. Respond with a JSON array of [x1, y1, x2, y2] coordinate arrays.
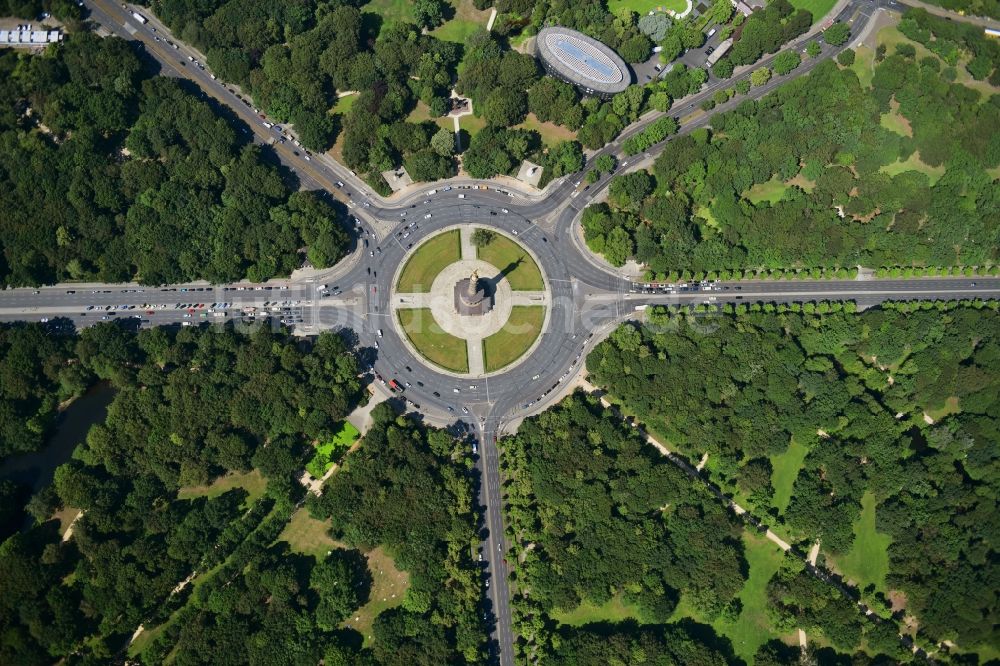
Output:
[[707, 27, 717, 38]]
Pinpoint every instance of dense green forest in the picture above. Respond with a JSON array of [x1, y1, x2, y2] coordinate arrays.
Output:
[[586, 302, 1000, 653], [584, 10, 1000, 274], [0, 0, 82, 22], [501, 394, 910, 663], [0, 322, 367, 661], [309, 404, 487, 663], [0, 324, 86, 462], [144, 0, 715, 185], [0, 33, 349, 287], [141, 405, 486, 664], [916, 0, 1000, 20]]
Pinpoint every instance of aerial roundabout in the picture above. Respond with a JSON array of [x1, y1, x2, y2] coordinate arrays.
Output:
[[390, 226, 550, 377]]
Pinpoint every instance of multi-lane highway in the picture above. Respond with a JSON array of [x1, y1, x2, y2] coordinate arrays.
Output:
[[6, 1, 998, 663]]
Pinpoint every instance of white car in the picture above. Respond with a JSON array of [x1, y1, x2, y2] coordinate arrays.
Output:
[[424, 213, 432, 219], [377, 329, 383, 338]]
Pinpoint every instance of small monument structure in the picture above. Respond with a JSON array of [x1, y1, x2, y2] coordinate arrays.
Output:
[[454, 269, 493, 316]]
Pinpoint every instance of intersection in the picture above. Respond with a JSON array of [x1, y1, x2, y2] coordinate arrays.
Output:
[[3, 1, 999, 663]]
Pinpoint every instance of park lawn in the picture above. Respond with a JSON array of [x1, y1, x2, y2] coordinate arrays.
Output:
[[131, 502, 283, 659], [879, 150, 946, 184], [305, 421, 360, 478], [51, 505, 81, 538], [832, 491, 892, 591], [364, 0, 413, 22], [483, 306, 545, 372], [345, 546, 411, 646], [397, 230, 461, 292], [850, 45, 876, 88], [786, 172, 817, 193], [332, 93, 356, 116], [880, 111, 912, 137], [695, 203, 719, 230], [925, 395, 960, 422], [880, 99, 913, 137], [280, 508, 344, 559], [431, 0, 491, 43], [551, 593, 646, 626], [877, 25, 1000, 98], [476, 234, 544, 290], [790, 0, 838, 22], [406, 101, 453, 132], [516, 112, 578, 147], [713, 533, 788, 664], [459, 112, 487, 138], [744, 176, 789, 205], [178, 469, 267, 506], [770, 437, 810, 515], [398, 309, 470, 373], [608, 0, 688, 15]]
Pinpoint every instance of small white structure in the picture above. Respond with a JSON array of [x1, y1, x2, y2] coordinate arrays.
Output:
[[0, 29, 63, 47], [706, 38, 733, 66]]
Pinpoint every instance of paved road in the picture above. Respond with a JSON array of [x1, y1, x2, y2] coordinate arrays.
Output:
[[12, 1, 996, 663]]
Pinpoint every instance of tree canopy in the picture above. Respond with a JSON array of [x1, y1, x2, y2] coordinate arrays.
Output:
[[0, 34, 349, 286], [587, 302, 1000, 648], [582, 19, 1000, 275]]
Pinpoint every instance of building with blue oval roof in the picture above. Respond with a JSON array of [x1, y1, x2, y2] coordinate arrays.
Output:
[[535, 26, 631, 98]]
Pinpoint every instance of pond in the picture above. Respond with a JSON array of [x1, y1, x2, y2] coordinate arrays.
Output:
[[0, 383, 116, 493]]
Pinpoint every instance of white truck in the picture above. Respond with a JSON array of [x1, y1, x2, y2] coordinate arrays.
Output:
[[131, 11, 148, 24]]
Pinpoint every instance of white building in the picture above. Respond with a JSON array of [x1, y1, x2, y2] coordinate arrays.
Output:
[[0, 29, 63, 47]]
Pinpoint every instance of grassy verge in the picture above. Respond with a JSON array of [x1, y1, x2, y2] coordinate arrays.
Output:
[[397, 230, 461, 292], [483, 306, 545, 372], [770, 437, 810, 515], [305, 421, 360, 478], [398, 308, 470, 373], [177, 470, 267, 505], [476, 234, 543, 290]]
